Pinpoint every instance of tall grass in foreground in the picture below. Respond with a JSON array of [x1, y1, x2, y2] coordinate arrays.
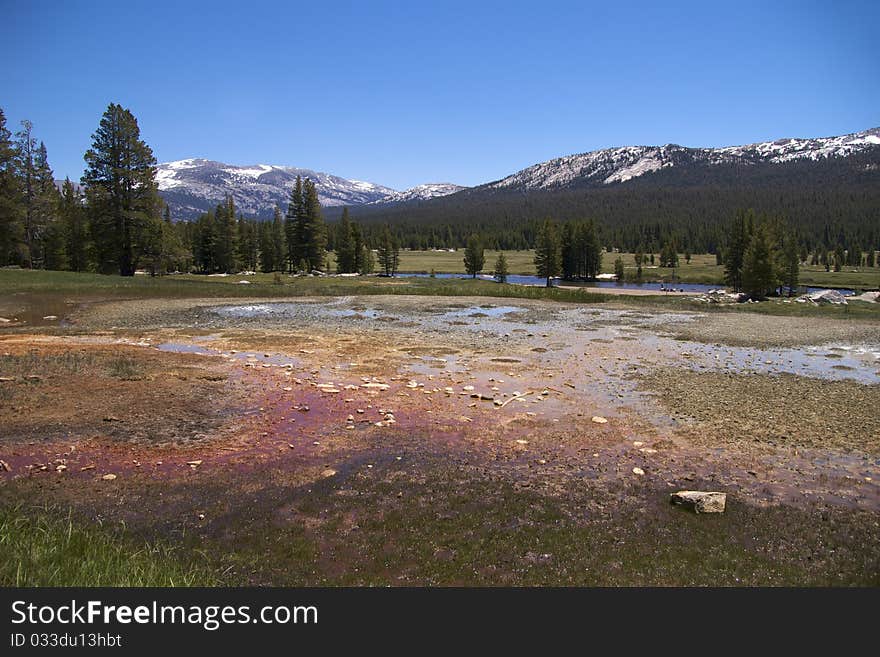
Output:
[[0, 505, 222, 586]]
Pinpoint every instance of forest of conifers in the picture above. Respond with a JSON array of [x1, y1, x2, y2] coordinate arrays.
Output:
[[2, 102, 878, 277]]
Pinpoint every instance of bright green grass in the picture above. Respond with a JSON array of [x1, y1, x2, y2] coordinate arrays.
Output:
[[0, 505, 223, 586], [332, 250, 880, 290], [0, 268, 610, 304]]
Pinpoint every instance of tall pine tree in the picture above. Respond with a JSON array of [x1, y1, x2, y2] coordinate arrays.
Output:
[[82, 104, 160, 276]]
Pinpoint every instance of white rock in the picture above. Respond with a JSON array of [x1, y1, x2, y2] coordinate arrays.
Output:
[[670, 490, 727, 513]]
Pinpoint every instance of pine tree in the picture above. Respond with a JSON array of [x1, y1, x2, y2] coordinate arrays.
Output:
[[742, 225, 776, 299], [634, 249, 644, 280], [259, 219, 275, 273], [82, 103, 160, 276], [34, 141, 61, 269], [0, 108, 24, 266], [15, 121, 39, 267], [724, 210, 750, 291], [285, 176, 304, 272], [561, 222, 578, 279], [351, 222, 366, 273], [781, 232, 799, 296], [302, 179, 327, 271], [579, 220, 602, 279], [833, 244, 845, 272], [335, 207, 357, 273], [494, 251, 509, 283], [194, 211, 216, 272], [614, 256, 625, 281], [59, 179, 89, 271], [660, 239, 679, 268], [212, 195, 238, 273], [534, 219, 560, 287], [377, 225, 399, 276], [271, 207, 285, 272], [463, 234, 484, 278]]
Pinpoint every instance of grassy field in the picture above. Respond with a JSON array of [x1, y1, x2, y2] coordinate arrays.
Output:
[[0, 505, 222, 586], [0, 268, 610, 304], [1, 269, 877, 321], [340, 249, 880, 290]]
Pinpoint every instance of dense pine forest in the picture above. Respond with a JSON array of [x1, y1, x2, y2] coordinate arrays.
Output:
[[1, 104, 877, 281]]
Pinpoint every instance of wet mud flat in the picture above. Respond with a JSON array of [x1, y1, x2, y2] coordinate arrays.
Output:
[[1, 295, 878, 585]]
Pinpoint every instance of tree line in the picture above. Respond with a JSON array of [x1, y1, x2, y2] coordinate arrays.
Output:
[[1, 102, 876, 279], [0, 104, 401, 277]]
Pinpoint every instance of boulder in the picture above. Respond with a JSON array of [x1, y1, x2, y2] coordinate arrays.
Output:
[[670, 490, 726, 513], [799, 289, 848, 305]]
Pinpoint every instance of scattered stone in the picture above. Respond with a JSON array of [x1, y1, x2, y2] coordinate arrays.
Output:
[[186, 460, 203, 468], [670, 491, 727, 513], [79, 465, 95, 472], [0, 459, 10, 472], [42, 315, 58, 320], [321, 469, 337, 478], [101, 473, 117, 481], [103, 415, 121, 422], [591, 416, 608, 424], [632, 467, 645, 476], [55, 464, 67, 473], [0, 376, 14, 382]]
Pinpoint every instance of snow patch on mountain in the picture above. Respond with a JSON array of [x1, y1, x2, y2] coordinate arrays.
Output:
[[157, 158, 396, 220], [372, 183, 466, 204], [489, 128, 880, 191]]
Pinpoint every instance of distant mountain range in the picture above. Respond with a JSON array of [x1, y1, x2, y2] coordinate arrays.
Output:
[[155, 127, 880, 221], [156, 159, 462, 220], [484, 128, 880, 191]]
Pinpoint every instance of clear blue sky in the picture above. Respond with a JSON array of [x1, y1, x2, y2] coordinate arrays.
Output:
[[2, 0, 878, 190]]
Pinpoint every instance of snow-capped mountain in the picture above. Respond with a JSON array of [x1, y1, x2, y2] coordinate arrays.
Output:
[[369, 183, 466, 205], [488, 128, 880, 191], [157, 159, 396, 220]]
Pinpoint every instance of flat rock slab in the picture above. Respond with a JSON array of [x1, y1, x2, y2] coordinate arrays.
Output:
[[670, 490, 727, 513]]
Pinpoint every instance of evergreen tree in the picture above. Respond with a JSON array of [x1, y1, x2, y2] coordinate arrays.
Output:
[[236, 214, 256, 271], [271, 205, 285, 272], [659, 238, 679, 268], [634, 249, 644, 280], [579, 220, 602, 279], [780, 232, 800, 296], [212, 195, 238, 272], [15, 120, 36, 267], [534, 219, 560, 287], [59, 178, 89, 271], [193, 211, 216, 272], [0, 108, 24, 266], [742, 225, 776, 299], [560, 222, 578, 279], [833, 244, 845, 272], [285, 176, 304, 272], [377, 225, 399, 276], [494, 251, 509, 283], [724, 210, 750, 291], [258, 220, 274, 273], [335, 207, 357, 273], [867, 250, 875, 268], [614, 256, 625, 281], [82, 103, 160, 276], [351, 222, 366, 273], [33, 141, 60, 268], [302, 179, 327, 271], [463, 233, 484, 278]]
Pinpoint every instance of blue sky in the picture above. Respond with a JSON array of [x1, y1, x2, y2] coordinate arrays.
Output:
[[2, 0, 878, 190]]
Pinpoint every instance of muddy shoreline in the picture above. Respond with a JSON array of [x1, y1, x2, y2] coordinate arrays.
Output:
[[2, 294, 878, 585]]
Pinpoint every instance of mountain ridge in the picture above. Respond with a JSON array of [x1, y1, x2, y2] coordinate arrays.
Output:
[[157, 127, 880, 221]]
